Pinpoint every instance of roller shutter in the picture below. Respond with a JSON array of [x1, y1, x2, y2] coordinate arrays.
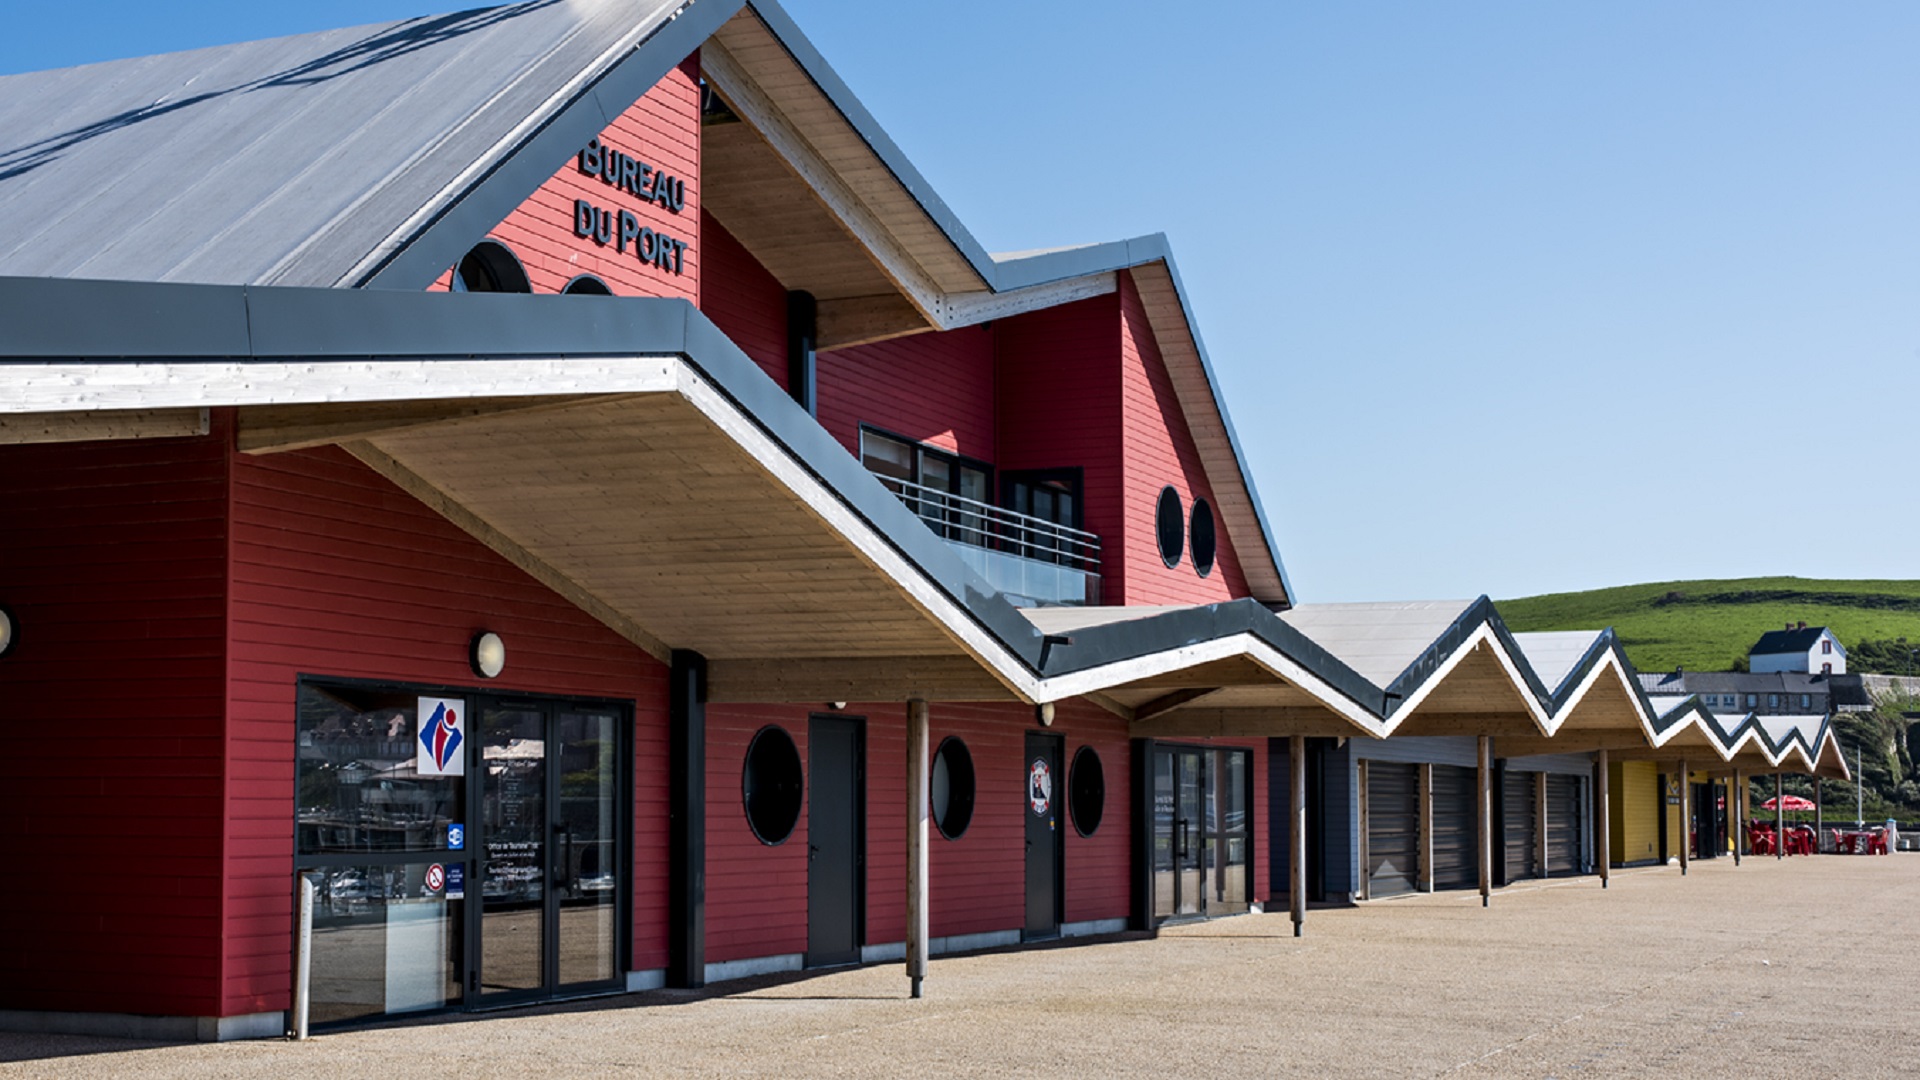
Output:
[[1501, 771, 1538, 883], [1546, 774, 1582, 874], [1365, 761, 1419, 898], [1431, 765, 1477, 890]]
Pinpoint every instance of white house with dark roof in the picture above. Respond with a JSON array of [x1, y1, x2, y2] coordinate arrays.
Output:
[[1749, 623, 1845, 675]]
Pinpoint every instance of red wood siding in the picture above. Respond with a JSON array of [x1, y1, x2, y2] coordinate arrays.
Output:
[[817, 324, 997, 462], [0, 431, 231, 1016], [434, 53, 702, 298], [1117, 271, 1249, 605], [1058, 700, 1134, 925], [225, 441, 669, 1014], [700, 211, 789, 389], [704, 704, 811, 964], [995, 293, 1127, 592]]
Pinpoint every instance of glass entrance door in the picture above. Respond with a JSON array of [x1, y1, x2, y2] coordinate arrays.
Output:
[[477, 702, 622, 1001], [1152, 745, 1251, 922]]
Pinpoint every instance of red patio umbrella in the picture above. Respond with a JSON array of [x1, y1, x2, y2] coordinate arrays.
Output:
[[1761, 794, 1817, 811]]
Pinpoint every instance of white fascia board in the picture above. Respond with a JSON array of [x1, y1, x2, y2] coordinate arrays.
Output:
[[1032, 632, 1386, 737], [1383, 623, 1553, 736], [0, 356, 679, 413]]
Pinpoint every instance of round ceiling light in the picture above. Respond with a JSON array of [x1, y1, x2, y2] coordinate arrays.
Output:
[[469, 631, 505, 679]]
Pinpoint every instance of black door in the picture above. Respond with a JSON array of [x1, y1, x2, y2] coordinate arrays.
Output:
[[807, 715, 862, 966], [1025, 732, 1063, 939]]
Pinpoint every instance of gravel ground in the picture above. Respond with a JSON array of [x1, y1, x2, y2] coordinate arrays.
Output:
[[3, 854, 1915, 1078]]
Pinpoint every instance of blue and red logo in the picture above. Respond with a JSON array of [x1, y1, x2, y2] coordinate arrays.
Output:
[[416, 697, 466, 776]]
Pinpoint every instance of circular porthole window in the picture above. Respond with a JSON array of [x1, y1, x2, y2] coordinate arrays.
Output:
[[1156, 486, 1185, 568], [742, 725, 803, 845], [450, 240, 532, 293], [1069, 746, 1105, 837], [562, 273, 613, 295], [930, 736, 976, 839], [1190, 499, 1216, 578]]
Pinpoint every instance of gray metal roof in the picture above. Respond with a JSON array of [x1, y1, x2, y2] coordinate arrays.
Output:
[[1750, 626, 1835, 656], [1510, 630, 1608, 695], [1277, 600, 1477, 689], [0, 0, 689, 286], [1636, 671, 1828, 696]]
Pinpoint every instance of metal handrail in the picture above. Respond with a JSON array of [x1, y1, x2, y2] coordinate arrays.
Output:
[[873, 474, 1101, 571]]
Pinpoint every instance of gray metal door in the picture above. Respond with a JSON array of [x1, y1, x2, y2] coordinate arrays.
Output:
[[807, 715, 862, 966], [1546, 774, 1581, 875], [1501, 771, 1538, 883], [1431, 765, 1477, 890], [1024, 733, 1063, 938], [1366, 762, 1419, 898]]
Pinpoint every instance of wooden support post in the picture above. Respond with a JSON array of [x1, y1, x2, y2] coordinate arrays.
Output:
[[906, 698, 930, 998], [1678, 759, 1690, 876], [1535, 770, 1549, 879], [1418, 762, 1435, 893], [1732, 769, 1743, 866], [1477, 735, 1492, 908], [1290, 734, 1306, 937], [1597, 749, 1611, 889], [1814, 777, 1823, 848], [1775, 770, 1785, 861], [1356, 759, 1371, 901]]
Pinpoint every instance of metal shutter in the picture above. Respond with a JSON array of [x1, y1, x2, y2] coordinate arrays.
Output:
[[1501, 771, 1538, 883], [1430, 765, 1477, 890], [1546, 774, 1582, 874], [1365, 761, 1420, 898]]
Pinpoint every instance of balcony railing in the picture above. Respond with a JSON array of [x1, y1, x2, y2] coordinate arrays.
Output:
[[874, 474, 1101, 606]]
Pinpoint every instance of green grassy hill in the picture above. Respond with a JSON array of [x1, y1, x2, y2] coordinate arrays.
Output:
[[1496, 577, 1920, 674]]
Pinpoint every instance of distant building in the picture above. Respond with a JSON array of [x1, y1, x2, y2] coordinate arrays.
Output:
[[1748, 623, 1845, 676], [1638, 669, 1837, 715]]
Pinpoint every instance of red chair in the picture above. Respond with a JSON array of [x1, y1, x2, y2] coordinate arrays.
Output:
[[1790, 827, 1815, 855], [1750, 824, 1775, 856], [1834, 830, 1858, 855], [1868, 830, 1889, 856]]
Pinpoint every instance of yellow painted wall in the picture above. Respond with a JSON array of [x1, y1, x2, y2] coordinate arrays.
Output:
[[1610, 760, 1662, 865]]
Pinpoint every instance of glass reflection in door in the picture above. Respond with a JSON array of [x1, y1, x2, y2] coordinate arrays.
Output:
[[556, 710, 618, 986], [480, 706, 546, 994]]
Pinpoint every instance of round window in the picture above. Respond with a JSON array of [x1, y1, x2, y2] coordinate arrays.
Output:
[[1190, 499, 1216, 578], [562, 273, 614, 295], [450, 240, 532, 294], [742, 725, 803, 845], [1156, 486, 1185, 568], [1069, 746, 1105, 837], [930, 736, 976, 839]]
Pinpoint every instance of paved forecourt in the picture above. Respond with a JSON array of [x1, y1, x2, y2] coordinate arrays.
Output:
[[4, 855, 1916, 1078]]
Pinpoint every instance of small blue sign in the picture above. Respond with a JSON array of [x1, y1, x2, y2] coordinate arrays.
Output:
[[446, 863, 465, 900], [448, 823, 465, 850]]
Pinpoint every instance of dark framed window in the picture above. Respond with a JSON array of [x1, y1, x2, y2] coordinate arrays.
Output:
[[930, 736, 976, 840], [860, 426, 992, 543], [1068, 745, 1105, 837], [1002, 468, 1088, 567], [450, 240, 532, 294], [1156, 486, 1185, 568], [1190, 498, 1216, 578], [562, 273, 614, 295], [742, 725, 804, 845]]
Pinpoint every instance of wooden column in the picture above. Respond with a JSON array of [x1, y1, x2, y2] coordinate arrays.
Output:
[[1677, 759, 1690, 876], [1535, 770, 1549, 878], [1418, 762, 1435, 893], [1596, 749, 1611, 889], [1731, 770, 1743, 865], [1477, 735, 1492, 907], [1775, 770, 1785, 861], [1290, 734, 1306, 937], [1814, 777, 1823, 848], [906, 698, 930, 998]]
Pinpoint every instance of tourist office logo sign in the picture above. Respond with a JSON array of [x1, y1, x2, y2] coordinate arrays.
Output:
[[417, 696, 466, 777]]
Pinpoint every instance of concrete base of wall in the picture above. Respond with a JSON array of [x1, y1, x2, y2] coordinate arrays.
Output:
[[704, 953, 804, 983], [626, 968, 667, 992], [0, 1008, 285, 1042], [1061, 918, 1128, 938]]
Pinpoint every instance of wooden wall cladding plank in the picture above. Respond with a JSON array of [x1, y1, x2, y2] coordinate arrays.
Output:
[[816, 322, 998, 463], [700, 211, 790, 390], [704, 704, 811, 964], [432, 53, 702, 300], [1116, 271, 1249, 607], [225, 442, 670, 1014], [0, 429, 232, 1016]]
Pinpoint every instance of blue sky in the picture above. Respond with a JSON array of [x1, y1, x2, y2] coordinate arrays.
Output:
[[5, 2, 1916, 602]]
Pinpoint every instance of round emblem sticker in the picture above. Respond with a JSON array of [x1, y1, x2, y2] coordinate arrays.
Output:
[[1028, 758, 1053, 816], [424, 863, 445, 893]]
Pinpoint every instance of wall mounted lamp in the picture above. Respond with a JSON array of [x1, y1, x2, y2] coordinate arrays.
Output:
[[0, 605, 14, 658], [469, 631, 505, 679]]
